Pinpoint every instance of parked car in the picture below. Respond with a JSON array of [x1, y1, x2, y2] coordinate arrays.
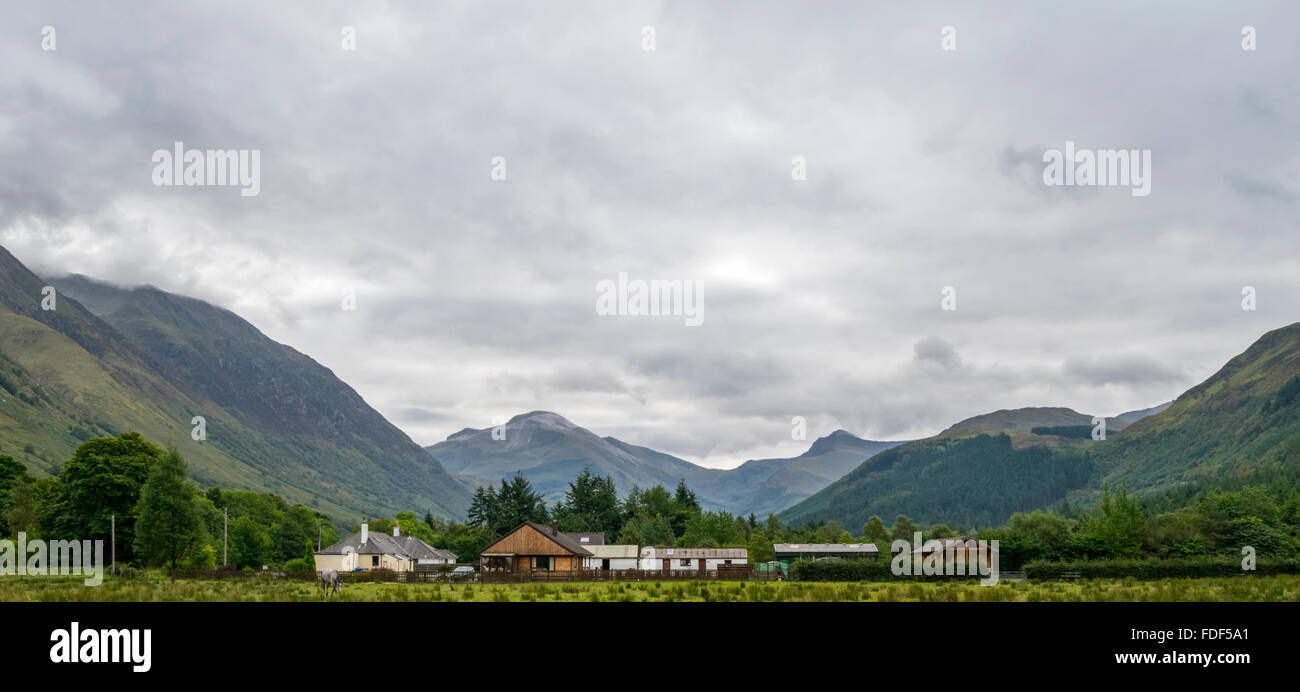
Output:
[[450, 566, 476, 580]]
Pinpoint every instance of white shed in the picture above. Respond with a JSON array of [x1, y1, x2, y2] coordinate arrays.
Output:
[[582, 544, 640, 570], [638, 546, 748, 571]]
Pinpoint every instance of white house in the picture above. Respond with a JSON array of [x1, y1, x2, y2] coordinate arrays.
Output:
[[638, 547, 748, 571], [582, 544, 639, 570], [315, 522, 456, 573]]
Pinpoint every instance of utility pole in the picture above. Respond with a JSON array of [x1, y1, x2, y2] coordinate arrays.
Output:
[[110, 514, 116, 576], [317, 521, 322, 551], [223, 507, 228, 566]]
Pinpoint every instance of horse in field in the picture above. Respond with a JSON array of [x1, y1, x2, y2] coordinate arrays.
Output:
[[320, 569, 343, 596]]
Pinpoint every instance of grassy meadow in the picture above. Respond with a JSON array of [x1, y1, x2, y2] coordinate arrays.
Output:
[[2, 574, 1299, 602]]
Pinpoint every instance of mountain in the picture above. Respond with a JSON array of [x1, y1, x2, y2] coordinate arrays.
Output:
[[777, 407, 1115, 529], [429, 411, 712, 502], [1088, 323, 1300, 489], [0, 246, 469, 522], [941, 407, 1128, 435], [700, 431, 905, 517], [426, 411, 903, 516], [1115, 401, 1172, 424], [777, 432, 1095, 530], [780, 324, 1300, 529]]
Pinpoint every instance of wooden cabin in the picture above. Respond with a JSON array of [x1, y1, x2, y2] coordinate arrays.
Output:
[[478, 521, 593, 573], [910, 537, 997, 570]]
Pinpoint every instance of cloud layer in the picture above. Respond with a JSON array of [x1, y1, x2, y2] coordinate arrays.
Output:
[[3, 2, 1298, 467]]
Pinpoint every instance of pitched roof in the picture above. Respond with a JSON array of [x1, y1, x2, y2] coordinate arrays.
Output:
[[773, 543, 879, 554], [525, 522, 594, 555], [582, 544, 639, 559], [562, 532, 605, 546], [318, 530, 456, 561], [479, 522, 594, 556], [639, 547, 748, 559], [911, 537, 997, 553]]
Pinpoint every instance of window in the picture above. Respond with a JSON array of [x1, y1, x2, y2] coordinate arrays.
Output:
[[371, 556, 379, 567], [531, 556, 554, 571], [724, 560, 732, 565], [679, 559, 691, 567]]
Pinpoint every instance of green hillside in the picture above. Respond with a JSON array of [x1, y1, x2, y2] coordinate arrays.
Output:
[[779, 324, 1300, 530], [0, 247, 469, 523], [1089, 322, 1300, 490], [778, 432, 1095, 528]]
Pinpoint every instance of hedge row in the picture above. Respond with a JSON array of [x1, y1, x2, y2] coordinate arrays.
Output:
[[791, 558, 989, 582], [1024, 558, 1300, 580], [791, 557, 1300, 582]]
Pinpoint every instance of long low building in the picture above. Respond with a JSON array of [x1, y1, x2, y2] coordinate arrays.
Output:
[[582, 544, 640, 570], [772, 543, 879, 562], [639, 547, 748, 571]]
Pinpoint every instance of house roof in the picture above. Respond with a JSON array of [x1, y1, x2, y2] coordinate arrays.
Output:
[[479, 522, 595, 557], [318, 530, 457, 562], [773, 543, 879, 554], [639, 547, 748, 559], [582, 544, 639, 559], [562, 532, 605, 546], [911, 537, 996, 553]]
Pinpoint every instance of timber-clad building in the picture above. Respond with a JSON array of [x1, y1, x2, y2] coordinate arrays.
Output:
[[478, 521, 594, 572]]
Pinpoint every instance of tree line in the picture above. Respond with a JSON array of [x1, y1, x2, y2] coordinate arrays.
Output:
[[0, 432, 342, 577]]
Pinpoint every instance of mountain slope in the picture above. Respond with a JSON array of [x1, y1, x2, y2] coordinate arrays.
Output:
[[49, 273, 470, 522], [700, 431, 905, 517], [426, 411, 903, 516], [428, 411, 717, 503], [941, 407, 1128, 435], [1116, 401, 1172, 424], [778, 432, 1095, 529], [779, 324, 1300, 529], [1089, 322, 1300, 490], [0, 248, 297, 507]]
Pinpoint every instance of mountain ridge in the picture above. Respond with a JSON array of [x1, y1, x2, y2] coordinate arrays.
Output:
[[426, 410, 906, 516], [0, 248, 470, 523], [779, 323, 1300, 528]]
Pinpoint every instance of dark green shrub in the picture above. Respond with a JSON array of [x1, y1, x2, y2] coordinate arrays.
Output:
[[1024, 557, 1300, 580]]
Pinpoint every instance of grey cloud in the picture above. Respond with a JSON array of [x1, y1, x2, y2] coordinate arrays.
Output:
[[1063, 355, 1185, 387], [913, 336, 962, 369], [2, 1, 1299, 467]]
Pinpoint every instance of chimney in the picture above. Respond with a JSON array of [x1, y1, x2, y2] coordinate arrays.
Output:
[[360, 521, 368, 544], [393, 524, 400, 537], [551, 520, 559, 536]]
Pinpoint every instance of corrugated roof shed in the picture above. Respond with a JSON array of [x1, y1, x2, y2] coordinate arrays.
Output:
[[583, 544, 639, 559], [773, 543, 879, 554], [639, 547, 748, 559]]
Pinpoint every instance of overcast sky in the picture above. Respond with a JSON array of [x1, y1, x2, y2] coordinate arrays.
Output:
[[3, 1, 1298, 468]]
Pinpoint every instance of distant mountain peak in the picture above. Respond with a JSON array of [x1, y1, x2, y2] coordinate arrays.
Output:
[[941, 406, 1128, 435], [509, 410, 579, 430]]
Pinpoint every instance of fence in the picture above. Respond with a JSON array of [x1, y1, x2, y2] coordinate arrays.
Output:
[[476, 567, 754, 584], [170, 566, 758, 584], [169, 568, 319, 581]]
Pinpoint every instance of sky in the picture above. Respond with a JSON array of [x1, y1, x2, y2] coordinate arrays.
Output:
[[2, 1, 1298, 468]]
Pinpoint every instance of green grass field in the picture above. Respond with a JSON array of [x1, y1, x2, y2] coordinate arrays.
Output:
[[3, 575, 1299, 602]]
